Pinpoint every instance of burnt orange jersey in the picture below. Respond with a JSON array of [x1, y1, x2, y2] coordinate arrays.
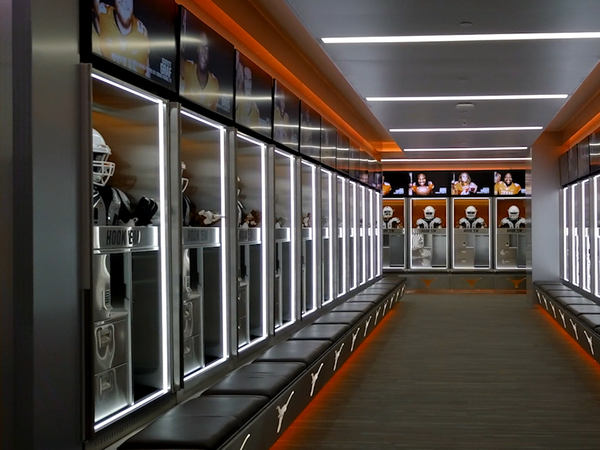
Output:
[[180, 60, 220, 110], [97, 4, 150, 77], [494, 182, 521, 195]]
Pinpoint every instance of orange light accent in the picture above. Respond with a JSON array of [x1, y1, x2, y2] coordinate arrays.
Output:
[[376, 141, 403, 152], [536, 305, 600, 372], [186, 0, 380, 157], [270, 308, 400, 449], [559, 109, 600, 152]]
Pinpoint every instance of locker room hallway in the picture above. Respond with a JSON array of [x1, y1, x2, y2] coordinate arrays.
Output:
[[270, 294, 600, 450]]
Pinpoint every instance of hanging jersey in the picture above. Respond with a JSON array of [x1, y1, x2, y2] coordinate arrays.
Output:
[[180, 60, 220, 111], [97, 5, 150, 76]]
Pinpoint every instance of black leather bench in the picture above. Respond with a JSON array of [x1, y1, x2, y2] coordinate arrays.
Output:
[[535, 281, 600, 365], [119, 276, 407, 450]]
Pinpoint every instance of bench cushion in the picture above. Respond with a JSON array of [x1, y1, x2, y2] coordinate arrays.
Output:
[[173, 395, 269, 424], [348, 293, 382, 303], [580, 314, 600, 331], [565, 304, 600, 316], [544, 290, 582, 297], [553, 296, 597, 307], [120, 415, 238, 449], [333, 302, 373, 313], [203, 362, 305, 398], [314, 311, 363, 326], [255, 340, 331, 365], [290, 324, 350, 342]]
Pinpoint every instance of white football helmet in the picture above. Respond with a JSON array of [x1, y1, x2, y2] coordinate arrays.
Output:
[[181, 161, 189, 193], [92, 128, 115, 186], [382, 206, 394, 220], [424, 205, 435, 220], [465, 205, 477, 220], [508, 205, 520, 220]]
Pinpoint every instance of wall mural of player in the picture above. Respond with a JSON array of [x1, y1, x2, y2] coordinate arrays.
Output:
[[499, 205, 527, 228], [452, 172, 478, 195], [92, 0, 176, 88], [409, 173, 435, 196], [494, 171, 523, 195], [458, 206, 486, 228], [92, 128, 158, 226]]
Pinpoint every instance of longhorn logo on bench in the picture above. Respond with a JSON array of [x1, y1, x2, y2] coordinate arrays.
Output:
[[364, 316, 372, 337], [309, 363, 324, 397], [383, 300, 388, 315], [550, 302, 557, 318], [239, 434, 251, 450], [374, 307, 381, 325], [333, 343, 345, 371], [584, 330, 595, 355], [558, 310, 566, 328], [542, 296, 548, 310], [276, 391, 294, 433], [351, 328, 360, 352], [569, 319, 579, 340]]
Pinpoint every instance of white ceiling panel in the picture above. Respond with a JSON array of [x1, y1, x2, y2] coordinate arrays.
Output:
[[284, 0, 600, 161]]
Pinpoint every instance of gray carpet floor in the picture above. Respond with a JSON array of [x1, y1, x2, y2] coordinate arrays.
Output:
[[271, 294, 600, 450]]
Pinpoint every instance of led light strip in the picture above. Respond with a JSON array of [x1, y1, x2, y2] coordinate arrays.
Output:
[[582, 180, 590, 292], [290, 156, 297, 320], [562, 188, 569, 281], [382, 157, 531, 162], [261, 143, 268, 337], [594, 177, 599, 295], [403, 147, 528, 152], [220, 128, 228, 357], [361, 186, 366, 284], [322, 32, 600, 44], [338, 176, 347, 295], [390, 126, 542, 132], [351, 182, 358, 289], [368, 94, 567, 102], [327, 171, 334, 301], [571, 185, 577, 284]]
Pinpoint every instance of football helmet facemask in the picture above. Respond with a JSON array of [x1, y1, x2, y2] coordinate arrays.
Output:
[[382, 206, 394, 220], [92, 128, 116, 186], [465, 205, 477, 220], [181, 161, 189, 193], [508, 205, 520, 220], [424, 205, 435, 220]]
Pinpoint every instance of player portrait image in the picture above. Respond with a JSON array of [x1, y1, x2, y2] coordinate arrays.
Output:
[[494, 171, 525, 196], [180, 8, 234, 118], [450, 171, 493, 196], [235, 52, 273, 138], [273, 80, 300, 151], [336, 132, 349, 174], [407, 171, 450, 196], [92, 0, 177, 89], [319, 117, 335, 167], [451, 172, 477, 195]]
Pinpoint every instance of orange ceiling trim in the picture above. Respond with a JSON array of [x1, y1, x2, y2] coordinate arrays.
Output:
[[559, 109, 600, 152], [185, 0, 379, 157]]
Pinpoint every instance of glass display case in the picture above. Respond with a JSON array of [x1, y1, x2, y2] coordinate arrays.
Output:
[[452, 198, 490, 269], [321, 168, 334, 304], [274, 149, 295, 329], [572, 183, 581, 285], [409, 198, 447, 269], [301, 160, 317, 315], [179, 109, 228, 379], [358, 185, 366, 285], [91, 73, 170, 428], [382, 199, 405, 268], [495, 198, 529, 269], [337, 176, 347, 297], [562, 186, 571, 282], [348, 181, 358, 289], [582, 179, 591, 292], [236, 134, 267, 349], [375, 192, 383, 276]]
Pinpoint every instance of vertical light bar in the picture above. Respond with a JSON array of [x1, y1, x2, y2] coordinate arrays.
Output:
[[351, 182, 358, 289], [327, 171, 334, 301], [219, 127, 228, 356], [582, 180, 589, 292], [157, 103, 170, 390], [571, 185, 577, 284], [361, 187, 366, 284], [338, 176, 347, 295], [369, 190, 374, 279], [562, 188, 568, 281], [261, 143, 268, 337], [311, 164, 317, 309], [377, 194, 382, 275], [290, 155, 297, 321], [591, 175, 600, 296]]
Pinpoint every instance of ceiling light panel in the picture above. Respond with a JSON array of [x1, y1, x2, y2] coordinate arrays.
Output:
[[390, 126, 543, 132], [382, 157, 532, 162], [403, 147, 528, 152], [367, 94, 568, 102], [322, 32, 600, 44]]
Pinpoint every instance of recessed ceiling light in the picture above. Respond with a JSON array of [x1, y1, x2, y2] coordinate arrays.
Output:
[[382, 157, 532, 162], [367, 94, 567, 101], [403, 147, 528, 152], [390, 126, 542, 132], [322, 32, 600, 44]]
